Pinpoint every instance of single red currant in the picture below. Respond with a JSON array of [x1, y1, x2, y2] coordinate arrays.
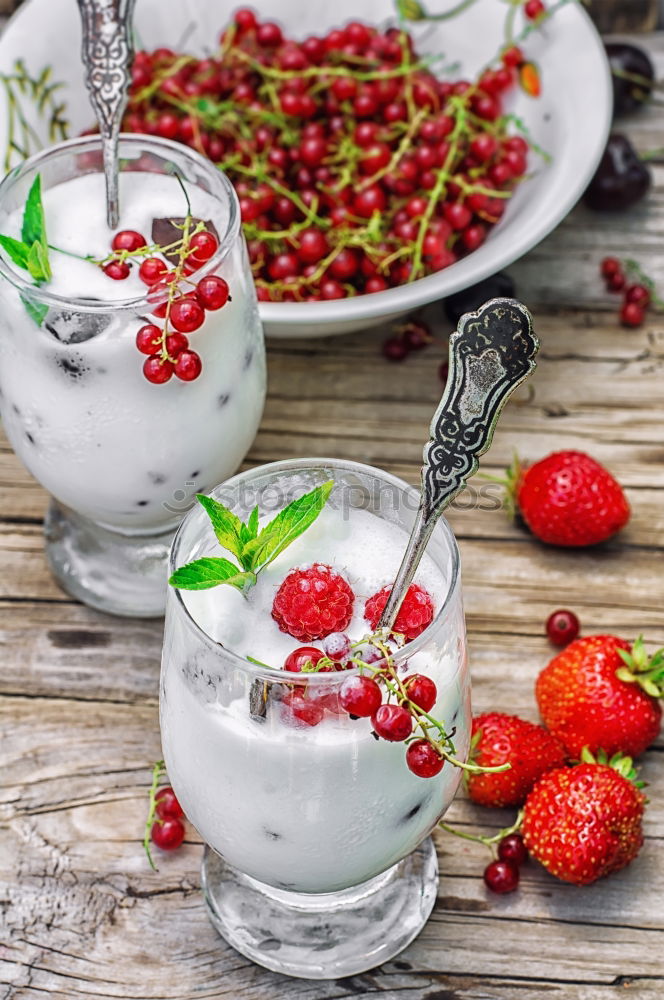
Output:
[[189, 230, 219, 262], [524, 0, 545, 20], [483, 859, 519, 893], [607, 271, 626, 292], [174, 350, 203, 382], [283, 646, 326, 673], [170, 298, 205, 333], [600, 257, 621, 279], [111, 229, 147, 252], [498, 833, 528, 867], [143, 355, 174, 384], [545, 609, 580, 647], [151, 817, 185, 850], [136, 324, 163, 355], [383, 336, 408, 362], [155, 786, 184, 821], [624, 283, 650, 309], [339, 675, 383, 717], [323, 632, 351, 662], [372, 704, 413, 742], [165, 332, 189, 357], [406, 740, 444, 778], [502, 45, 524, 68], [139, 257, 169, 285], [103, 260, 130, 280], [620, 302, 646, 328], [196, 274, 230, 310], [403, 674, 437, 712], [282, 689, 324, 727]]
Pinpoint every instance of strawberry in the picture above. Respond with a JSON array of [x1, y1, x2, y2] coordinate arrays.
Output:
[[511, 450, 630, 546], [466, 712, 567, 807], [522, 751, 646, 885], [536, 634, 663, 759]]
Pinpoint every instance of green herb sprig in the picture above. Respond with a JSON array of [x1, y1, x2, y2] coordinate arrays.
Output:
[[0, 174, 52, 326], [169, 480, 334, 592]]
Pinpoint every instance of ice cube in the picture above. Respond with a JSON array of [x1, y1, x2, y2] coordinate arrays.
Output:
[[44, 304, 113, 344]]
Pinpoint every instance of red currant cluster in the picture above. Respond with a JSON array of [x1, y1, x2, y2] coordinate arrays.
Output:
[[100, 226, 230, 384], [278, 630, 455, 780], [143, 762, 187, 867], [121, 9, 547, 302], [600, 257, 654, 329], [483, 832, 528, 893]]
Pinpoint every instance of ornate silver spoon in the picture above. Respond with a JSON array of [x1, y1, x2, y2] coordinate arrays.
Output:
[[76, 0, 137, 229], [378, 297, 539, 631]]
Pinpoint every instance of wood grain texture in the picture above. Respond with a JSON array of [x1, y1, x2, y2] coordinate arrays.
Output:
[[2, 26, 664, 1000]]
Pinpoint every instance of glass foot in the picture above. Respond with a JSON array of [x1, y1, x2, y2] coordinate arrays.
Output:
[[44, 500, 175, 618], [201, 838, 438, 979]]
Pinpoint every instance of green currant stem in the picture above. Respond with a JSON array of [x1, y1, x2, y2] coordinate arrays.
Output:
[[143, 759, 165, 871], [439, 809, 524, 854]]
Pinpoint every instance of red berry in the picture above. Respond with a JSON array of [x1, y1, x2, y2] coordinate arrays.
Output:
[[364, 583, 434, 641], [103, 260, 130, 280], [189, 230, 219, 262], [443, 201, 472, 231], [353, 185, 387, 218], [296, 228, 329, 265], [470, 134, 498, 163], [235, 8, 257, 32], [136, 323, 163, 355], [524, 0, 545, 19], [165, 332, 189, 357], [143, 355, 174, 384], [403, 674, 437, 712], [625, 283, 650, 308], [502, 46, 524, 68], [339, 675, 383, 717], [462, 224, 486, 252], [283, 646, 327, 672], [372, 704, 413, 742], [600, 256, 622, 279], [498, 833, 528, 867], [170, 298, 205, 333], [151, 818, 185, 850], [323, 631, 351, 662], [483, 859, 519, 893], [320, 279, 346, 300], [281, 689, 324, 727], [111, 229, 146, 252], [155, 786, 184, 821], [382, 336, 408, 362], [272, 564, 355, 641], [139, 257, 168, 285], [546, 609, 580, 647], [620, 302, 645, 328], [256, 21, 283, 47], [196, 274, 230, 310], [406, 740, 444, 778], [439, 361, 449, 384], [174, 350, 203, 382], [607, 271, 626, 292]]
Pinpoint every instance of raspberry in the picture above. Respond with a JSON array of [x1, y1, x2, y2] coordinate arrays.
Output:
[[364, 583, 434, 640], [272, 563, 354, 641]]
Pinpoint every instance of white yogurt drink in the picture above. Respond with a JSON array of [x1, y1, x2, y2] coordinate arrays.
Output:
[[0, 136, 266, 615], [160, 462, 470, 895]]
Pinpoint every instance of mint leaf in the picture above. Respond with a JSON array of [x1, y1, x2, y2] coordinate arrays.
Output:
[[196, 494, 245, 562], [0, 234, 30, 269], [169, 557, 256, 592], [26, 240, 51, 284], [22, 174, 47, 247], [242, 481, 334, 573], [20, 294, 48, 327], [240, 505, 260, 547]]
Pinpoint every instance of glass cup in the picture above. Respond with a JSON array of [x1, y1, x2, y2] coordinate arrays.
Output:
[[160, 458, 470, 979], [0, 135, 266, 616]]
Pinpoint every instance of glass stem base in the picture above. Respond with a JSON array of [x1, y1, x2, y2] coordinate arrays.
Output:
[[44, 499, 175, 618], [201, 838, 438, 980]]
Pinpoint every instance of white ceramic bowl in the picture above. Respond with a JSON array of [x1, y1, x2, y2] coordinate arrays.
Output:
[[0, 0, 610, 337]]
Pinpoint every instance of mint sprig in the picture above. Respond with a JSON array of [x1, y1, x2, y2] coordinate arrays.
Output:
[[0, 173, 52, 325], [169, 480, 334, 592]]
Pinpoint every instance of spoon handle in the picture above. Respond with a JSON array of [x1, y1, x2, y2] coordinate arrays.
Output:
[[76, 0, 137, 229], [378, 297, 539, 631]]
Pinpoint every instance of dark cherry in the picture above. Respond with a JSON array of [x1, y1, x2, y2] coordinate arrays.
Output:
[[604, 42, 655, 116], [443, 271, 515, 325], [583, 134, 650, 212]]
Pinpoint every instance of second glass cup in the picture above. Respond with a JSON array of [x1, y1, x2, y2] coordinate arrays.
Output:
[[161, 458, 470, 979], [0, 134, 266, 616]]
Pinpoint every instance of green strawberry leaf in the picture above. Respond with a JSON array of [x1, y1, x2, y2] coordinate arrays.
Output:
[[196, 494, 245, 563], [168, 557, 256, 592], [20, 293, 48, 327], [22, 174, 47, 247], [242, 480, 334, 573], [0, 234, 30, 269]]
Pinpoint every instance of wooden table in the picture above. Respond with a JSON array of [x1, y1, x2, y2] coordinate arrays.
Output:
[[2, 35, 664, 1000]]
